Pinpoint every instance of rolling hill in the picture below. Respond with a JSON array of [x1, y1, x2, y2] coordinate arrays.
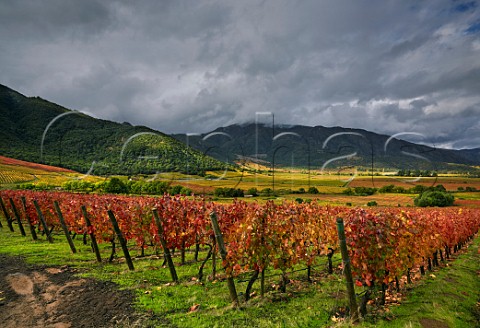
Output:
[[0, 84, 228, 176]]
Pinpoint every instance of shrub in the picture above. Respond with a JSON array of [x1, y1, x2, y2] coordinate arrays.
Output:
[[410, 185, 427, 194], [214, 187, 244, 198], [180, 187, 192, 196], [144, 181, 169, 195], [434, 184, 446, 192], [343, 188, 354, 196], [307, 187, 319, 194], [170, 185, 184, 195], [367, 201, 378, 206], [378, 185, 395, 193], [260, 188, 274, 196], [247, 188, 258, 197], [104, 177, 129, 194], [414, 191, 454, 207], [353, 187, 377, 196], [62, 180, 94, 192]]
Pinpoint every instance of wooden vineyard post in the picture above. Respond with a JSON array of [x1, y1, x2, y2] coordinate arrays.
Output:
[[9, 198, 26, 237], [327, 247, 334, 274], [152, 208, 178, 283], [336, 218, 359, 323], [53, 201, 77, 254], [107, 210, 134, 271], [211, 237, 217, 280], [209, 211, 239, 307], [0, 197, 15, 232], [81, 205, 101, 262], [33, 200, 54, 243], [21, 197, 37, 240]]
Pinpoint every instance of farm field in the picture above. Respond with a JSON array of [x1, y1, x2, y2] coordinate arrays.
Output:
[[0, 198, 479, 327], [2, 155, 480, 210], [1, 157, 480, 326], [0, 156, 101, 187], [2, 1, 480, 327], [0, 188, 479, 327]]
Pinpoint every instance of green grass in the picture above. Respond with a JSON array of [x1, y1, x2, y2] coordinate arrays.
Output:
[[352, 237, 480, 328], [0, 226, 479, 327], [456, 192, 480, 200]]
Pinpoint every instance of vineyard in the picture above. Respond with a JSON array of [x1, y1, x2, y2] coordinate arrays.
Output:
[[0, 189, 479, 320], [0, 170, 35, 184]]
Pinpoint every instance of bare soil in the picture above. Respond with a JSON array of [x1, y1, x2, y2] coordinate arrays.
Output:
[[419, 318, 449, 328], [0, 254, 161, 328]]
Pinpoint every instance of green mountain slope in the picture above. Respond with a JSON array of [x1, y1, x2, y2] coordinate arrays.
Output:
[[173, 123, 480, 173], [0, 84, 228, 175]]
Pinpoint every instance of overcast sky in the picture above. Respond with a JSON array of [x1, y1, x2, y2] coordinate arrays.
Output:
[[1, 0, 479, 149]]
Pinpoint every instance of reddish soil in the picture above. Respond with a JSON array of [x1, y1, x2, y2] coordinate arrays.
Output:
[[0, 156, 75, 173], [0, 254, 164, 328]]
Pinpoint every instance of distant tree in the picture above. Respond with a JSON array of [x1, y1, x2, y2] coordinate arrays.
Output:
[[260, 188, 274, 196], [180, 187, 192, 196], [378, 184, 395, 193], [129, 181, 144, 194], [414, 191, 454, 207], [247, 187, 258, 197], [307, 186, 319, 194], [170, 185, 184, 195], [343, 188, 354, 196], [213, 187, 244, 198], [410, 185, 427, 194], [434, 184, 446, 192], [104, 177, 129, 194]]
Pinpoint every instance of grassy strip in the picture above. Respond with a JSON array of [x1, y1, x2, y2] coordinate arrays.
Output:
[[0, 227, 478, 327], [352, 236, 480, 328]]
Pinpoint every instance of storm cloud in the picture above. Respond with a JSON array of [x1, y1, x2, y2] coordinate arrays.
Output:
[[1, 0, 479, 148]]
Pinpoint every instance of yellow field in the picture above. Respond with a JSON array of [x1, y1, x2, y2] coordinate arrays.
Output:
[[2, 156, 480, 208], [0, 161, 101, 187]]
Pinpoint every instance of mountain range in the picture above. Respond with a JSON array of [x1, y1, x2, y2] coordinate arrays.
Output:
[[1, 83, 479, 175], [0, 84, 227, 176], [173, 124, 480, 173]]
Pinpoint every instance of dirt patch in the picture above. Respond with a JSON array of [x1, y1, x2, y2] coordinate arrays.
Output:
[[329, 291, 346, 300], [419, 318, 449, 328], [0, 254, 164, 328], [443, 277, 457, 284]]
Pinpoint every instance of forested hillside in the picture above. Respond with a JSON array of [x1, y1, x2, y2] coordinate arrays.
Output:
[[0, 84, 228, 175]]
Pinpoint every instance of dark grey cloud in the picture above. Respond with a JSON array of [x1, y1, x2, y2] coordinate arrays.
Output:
[[1, 0, 479, 149], [0, 0, 112, 41]]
